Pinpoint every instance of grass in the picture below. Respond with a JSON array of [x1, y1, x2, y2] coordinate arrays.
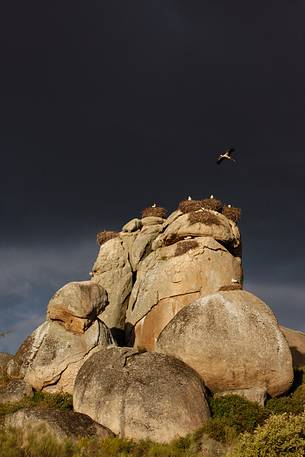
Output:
[[0, 427, 215, 457], [0, 392, 73, 417], [175, 240, 199, 256], [96, 231, 119, 246], [222, 206, 241, 223], [141, 206, 167, 218], [188, 210, 220, 226]]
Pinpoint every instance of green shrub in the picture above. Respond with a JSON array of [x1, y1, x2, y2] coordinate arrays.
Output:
[[209, 395, 265, 434], [265, 384, 305, 416], [201, 417, 238, 444], [229, 412, 305, 457]]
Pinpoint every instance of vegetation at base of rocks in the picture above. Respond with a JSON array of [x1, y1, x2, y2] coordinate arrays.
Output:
[[96, 230, 119, 246], [222, 206, 241, 223], [0, 426, 220, 457], [178, 200, 203, 213], [141, 206, 167, 219], [208, 395, 265, 437], [175, 240, 199, 256], [0, 392, 73, 417], [200, 198, 223, 212], [188, 210, 220, 226], [228, 412, 305, 457], [218, 284, 242, 291], [265, 383, 305, 416]]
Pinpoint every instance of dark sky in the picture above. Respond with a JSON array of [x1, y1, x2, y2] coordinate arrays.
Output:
[[0, 1, 304, 353]]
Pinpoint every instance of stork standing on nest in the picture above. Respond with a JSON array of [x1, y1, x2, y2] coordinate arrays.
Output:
[[217, 148, 236, 165]]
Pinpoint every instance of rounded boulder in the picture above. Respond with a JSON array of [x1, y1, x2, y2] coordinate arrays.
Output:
[[73, 347, 210, 443], [156, 290, 293, 398]]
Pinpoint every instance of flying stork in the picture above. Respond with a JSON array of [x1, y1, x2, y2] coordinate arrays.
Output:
[[217, 148, 236, 165]]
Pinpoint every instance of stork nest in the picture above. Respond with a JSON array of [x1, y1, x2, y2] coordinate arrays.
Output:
[[188, 210, 220, 226], [142, 206, 167, 219], [218, 284, 242, 291], [200, 198, 223, 212], [222, 206, 241, 223], [178, 199, 203, 213], [96, 230, 119, 246], [175, 240, 199, 256]]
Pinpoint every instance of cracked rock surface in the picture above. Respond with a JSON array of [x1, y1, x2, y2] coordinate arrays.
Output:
[[156, 290, 293, 398], [73, 347, 210, 443], [7, 319, 114, 394], [91, 237, 133, 330], [128, 236, 242, 350], [91, 209, 242, 347]]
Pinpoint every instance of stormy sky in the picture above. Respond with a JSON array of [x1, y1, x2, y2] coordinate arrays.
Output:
[[0, 1, 304, 353]]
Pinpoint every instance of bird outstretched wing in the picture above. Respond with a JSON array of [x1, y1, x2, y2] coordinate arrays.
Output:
[[226, 148, 235, 156]]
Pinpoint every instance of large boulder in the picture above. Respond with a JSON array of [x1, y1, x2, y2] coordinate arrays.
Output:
[[156, 290, 293, 399], [280, 326, 305, 368], [5, 408, 114, 440], [73, 347, 210, 443], [47, 281, 108, 334], [7, 319, 114, 394], [127, 236, 242, 350], [91, 237, 133, 330]]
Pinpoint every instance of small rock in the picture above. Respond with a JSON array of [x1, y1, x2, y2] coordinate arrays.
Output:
[[214, 387, 267, 406], [122, 218, 142, 232], [141, 216, 165, 226], [0, 380, 33, 404]]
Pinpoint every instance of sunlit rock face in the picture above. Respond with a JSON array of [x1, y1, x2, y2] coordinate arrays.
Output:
[[90, 207, 242, 347], [7, 319, 114, 394], [156, 290, 293, 399], [73, 347, 210, 443]]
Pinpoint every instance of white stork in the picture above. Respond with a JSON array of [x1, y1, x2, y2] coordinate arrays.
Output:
[[217, 148, 236, 165]]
